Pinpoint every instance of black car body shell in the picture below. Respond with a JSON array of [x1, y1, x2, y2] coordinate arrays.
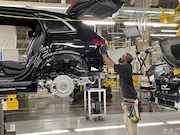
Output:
[[0, 0, 124, 93], [146, 37, 180, 110]]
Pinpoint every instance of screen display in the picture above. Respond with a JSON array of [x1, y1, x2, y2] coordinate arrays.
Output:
[[122, 27, 141, 38]]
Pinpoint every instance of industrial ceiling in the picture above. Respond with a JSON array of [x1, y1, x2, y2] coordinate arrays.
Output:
[[5, 0, 179, 9], [1, 0, 180, 48]]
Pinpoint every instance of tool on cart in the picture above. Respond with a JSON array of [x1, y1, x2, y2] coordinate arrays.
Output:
[[91, 98, 101, 114]]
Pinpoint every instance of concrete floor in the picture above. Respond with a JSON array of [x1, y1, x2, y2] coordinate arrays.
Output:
[[3, 90, 180, 135]]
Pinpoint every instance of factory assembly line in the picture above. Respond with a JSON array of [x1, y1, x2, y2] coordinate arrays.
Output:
[[1, 0, 180, 135], [0, 0, 125, 134], [0, 0, 179, 112], [0, 0, 124, 100]]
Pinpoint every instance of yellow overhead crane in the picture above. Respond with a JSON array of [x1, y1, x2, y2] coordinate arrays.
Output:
[[159, 4, 180, 36]]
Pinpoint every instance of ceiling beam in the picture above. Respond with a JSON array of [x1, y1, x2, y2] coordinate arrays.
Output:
[[0, 0, 71, 13]]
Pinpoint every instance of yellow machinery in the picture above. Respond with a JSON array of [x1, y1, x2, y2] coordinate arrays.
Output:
[[1, 94, 19, 111], [102, 78, 112, 88], [173, 69, 180, 76], [159, 4, 180, 36], [132, 75, 139, 90]]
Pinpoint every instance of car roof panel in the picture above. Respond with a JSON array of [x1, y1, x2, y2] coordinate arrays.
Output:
[[0, 6, 68, 28]]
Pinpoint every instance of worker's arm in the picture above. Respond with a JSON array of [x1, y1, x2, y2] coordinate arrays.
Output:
[[99, 46, 116, 69], [101, 54, 115, 69]]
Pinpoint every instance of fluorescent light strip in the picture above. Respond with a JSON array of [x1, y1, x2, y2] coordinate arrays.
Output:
[[123, 22, 177, 27], [147, 23, 177, 27], [161, 30, 178, 33], [114, 36, 120, 39], [122, 9, 174, 14], [34, 6, 68, 10], [122, 9, 162, 14], [0, 4, 25, 7], [83, 20, 115, 25], [0, 4, 69, 10], [150, 34, 176, 37]]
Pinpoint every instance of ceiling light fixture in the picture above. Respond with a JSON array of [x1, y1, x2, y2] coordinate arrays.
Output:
[[123, 22, 177, 27], [34, 6, 68, 10], [114, 36, 121, 39], [121, 7, 174, 14], [161, 30, 178, 33], [82, 20, 115, 25], [122, 9, 162, 14], [0, 4, 25, 7], [150, 34, 176, 37]]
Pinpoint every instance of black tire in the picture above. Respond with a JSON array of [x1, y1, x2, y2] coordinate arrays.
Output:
[[74, 91, 84, 102]]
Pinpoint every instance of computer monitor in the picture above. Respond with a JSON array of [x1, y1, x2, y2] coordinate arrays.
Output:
[[122, 27, 141, 38]]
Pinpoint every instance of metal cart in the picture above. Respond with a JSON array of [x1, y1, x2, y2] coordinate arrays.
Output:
[[84, 88, 106, 121]]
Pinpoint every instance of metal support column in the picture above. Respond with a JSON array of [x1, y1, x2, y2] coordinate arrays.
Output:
[[0, 101, 4, 135]]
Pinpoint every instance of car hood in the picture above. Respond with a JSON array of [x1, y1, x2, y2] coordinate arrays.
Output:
[[66, 0, 124, 19], [159, 36, 180, 69]]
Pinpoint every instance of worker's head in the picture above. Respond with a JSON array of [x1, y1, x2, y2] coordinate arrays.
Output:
[[118, 53, 133, 64]]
